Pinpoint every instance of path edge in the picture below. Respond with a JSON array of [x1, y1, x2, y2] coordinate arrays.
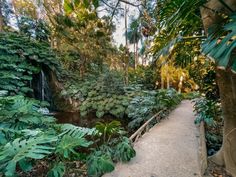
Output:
[[198, 121, 208, 176]]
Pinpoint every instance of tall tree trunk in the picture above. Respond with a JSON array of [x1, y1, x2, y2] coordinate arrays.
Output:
[[124, 3, 129, 85], [200, 0, 236, 175], [178, 76, 183, 93], [135, 39, 138, 68], [166, 74, 170, 89], [161, 77, 164, 89], [134, 42, 136, 69], [210, 69, 236, 176], [0, 0, 4, 32]]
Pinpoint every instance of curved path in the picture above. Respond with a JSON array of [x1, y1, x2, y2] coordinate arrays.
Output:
[[104, 100, 201, 177]]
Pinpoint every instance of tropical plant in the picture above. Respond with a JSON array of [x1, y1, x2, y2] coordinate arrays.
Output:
[[0, 32, 62, 96], [113, 137, 136, 162], [193, 97, 223, 155], [128, 65, 156, 89], [193, 98, 222, 126], [78, 71, 130, 118], [87, 151, 114, 177], [95, 121, 125, 143], [47, 162, 66, 177], [55, 135, 92, 159], [127, 91, 157, 129], [127, 89, 182, 130], [156, 89, 182, 110], [0, 135, 57, 176], [202, 14, 236, 72], [87, 122, 135, 177]]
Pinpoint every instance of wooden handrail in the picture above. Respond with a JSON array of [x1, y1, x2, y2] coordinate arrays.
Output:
[[129, 110, 165, 143]]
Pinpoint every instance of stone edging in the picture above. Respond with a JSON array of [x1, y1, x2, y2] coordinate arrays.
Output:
[[198, 121, 208, 176]]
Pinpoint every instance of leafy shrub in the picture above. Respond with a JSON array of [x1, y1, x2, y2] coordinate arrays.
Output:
[[87, 151, 114, 177], [0, 32, 62, 96], [193, 98, 222, 126], [47, 162, 66, 177], [76, 71, 132, 118], [128, 66, 157, 89], [0, 93, 135, 177], [193, 97, 223, 155], [0, 93, 94, 176], [127, 91, 158, 129], [182, 92, 201, 100], [113, 137, 136, 162], [127, 89, 182, 130], [156, 89, 182, 110], [95, 121, 125, 143], [0, 135, 57, 176], [86, 121, 135, 177]]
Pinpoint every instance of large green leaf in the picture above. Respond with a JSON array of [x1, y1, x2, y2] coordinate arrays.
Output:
[[56, 135, 92, 159], [59, 124, 98, 137], [202, 14, 236, 72], [87, 151, 114, 177], [0, 135, 57, 176], [113, 137, 136, 162]]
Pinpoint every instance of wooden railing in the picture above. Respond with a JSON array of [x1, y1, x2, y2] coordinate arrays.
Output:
[[129, 110, 167, 143]]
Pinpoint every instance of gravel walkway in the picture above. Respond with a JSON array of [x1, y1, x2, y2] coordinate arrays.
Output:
[[104, 100, 201, 177]]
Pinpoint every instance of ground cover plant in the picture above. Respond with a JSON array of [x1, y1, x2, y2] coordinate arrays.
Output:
[[2, 0, 235, 176]]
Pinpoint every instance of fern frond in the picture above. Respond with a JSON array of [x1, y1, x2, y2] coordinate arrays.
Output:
[[59, 124, 98, 138]]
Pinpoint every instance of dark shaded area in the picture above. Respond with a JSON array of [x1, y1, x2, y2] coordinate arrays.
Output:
[[31, 69, 52, 104], [55, 111, 129, 130]]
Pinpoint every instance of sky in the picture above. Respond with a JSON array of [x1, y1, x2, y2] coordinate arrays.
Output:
[[98, 1, 139, 47]]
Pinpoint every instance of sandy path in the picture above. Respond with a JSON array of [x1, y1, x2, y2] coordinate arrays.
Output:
[[103, 100, 201, 177]]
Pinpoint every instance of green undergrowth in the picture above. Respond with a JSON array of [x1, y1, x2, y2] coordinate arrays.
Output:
[[61, 72, 183, 132], [0, 92, 135, 177], [0, 32, 62, 96], [193, 97, 223, 156], [0, 32, 183, 177], [0, 33, 135, 177]]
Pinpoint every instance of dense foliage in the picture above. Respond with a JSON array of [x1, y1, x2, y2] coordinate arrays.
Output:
[[0, 92, 135, 177], [0, 32, 61, 95], [2, 0, 227, 176], [61, 71, 182, 132], [193, 97, 222, 156]]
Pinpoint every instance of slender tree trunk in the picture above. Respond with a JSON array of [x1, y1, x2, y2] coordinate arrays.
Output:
[[161, 73, 164, 89], [178, 76, 183, 93], [134, 42, 136, 69], [124, 4, 129, 85], [136, 39, 138, 68], [0, 0, 4, 32], [166, 74, 170, 89]]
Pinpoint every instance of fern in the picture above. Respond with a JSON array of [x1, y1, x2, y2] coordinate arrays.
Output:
[[59, 123, 98, 137]]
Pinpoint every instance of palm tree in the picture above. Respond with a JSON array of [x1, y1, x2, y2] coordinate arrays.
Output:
[[127, 18, 141, 69]]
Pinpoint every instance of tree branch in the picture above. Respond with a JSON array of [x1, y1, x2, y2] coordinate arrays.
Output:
[[217, 0, 234, 13], [119, 0, 142, 7]]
